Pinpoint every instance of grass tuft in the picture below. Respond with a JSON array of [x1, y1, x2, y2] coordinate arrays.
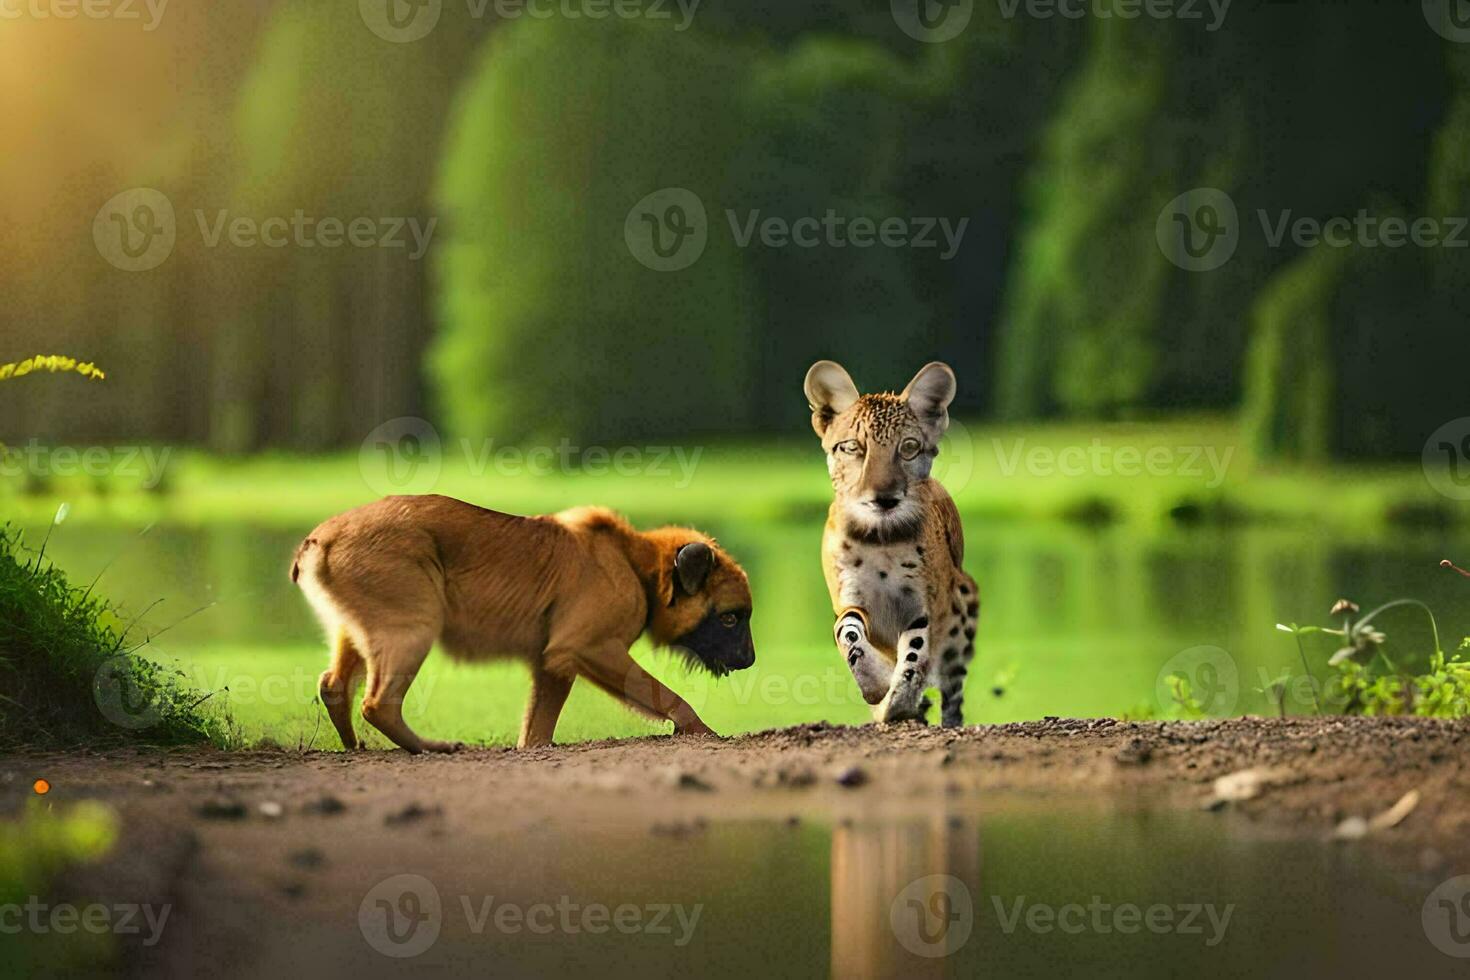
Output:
[[0, 524, 233, 748]]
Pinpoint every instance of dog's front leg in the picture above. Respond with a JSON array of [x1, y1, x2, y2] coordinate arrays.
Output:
[[876, 614, 932, 724], [573, 642, 716, 737]]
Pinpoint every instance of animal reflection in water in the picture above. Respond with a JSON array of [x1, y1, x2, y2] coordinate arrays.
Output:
[[830, 813, 982, 979]]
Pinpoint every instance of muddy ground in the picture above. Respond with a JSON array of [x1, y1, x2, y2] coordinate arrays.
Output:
[[5, 716, 1469, 977]]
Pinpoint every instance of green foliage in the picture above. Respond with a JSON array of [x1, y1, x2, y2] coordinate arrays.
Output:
[[996, 20, 1259, 420], [1165, 673, 1208, 718], [1240, 245, 1352, 463], [1277, 600, 1470, 719], [0, 799, 118, 907], [0, 525, 232, 748], [0, 800, 121, 974], [432, 18, 761, 443]]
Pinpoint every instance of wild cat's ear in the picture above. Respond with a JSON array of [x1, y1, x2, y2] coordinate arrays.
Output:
[[901, 362, 957, 440], [803, 361, 859, 437]]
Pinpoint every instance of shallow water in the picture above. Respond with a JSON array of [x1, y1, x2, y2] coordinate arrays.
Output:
[[333, 796, 1461, 979], [37, 517, 1470, 741]]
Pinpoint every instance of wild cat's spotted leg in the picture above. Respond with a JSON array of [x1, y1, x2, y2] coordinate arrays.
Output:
[[879, 615, 932, 723], [835, 609, 889, 706], [939, 580, 979, 727]]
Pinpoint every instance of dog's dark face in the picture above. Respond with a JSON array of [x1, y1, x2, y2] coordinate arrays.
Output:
[[673, 603, 755, 676], [648, 536, 756, 675]]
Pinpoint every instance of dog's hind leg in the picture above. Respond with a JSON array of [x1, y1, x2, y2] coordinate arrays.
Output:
[[360, 630, 463, 754], [318, 628, 365, 750]]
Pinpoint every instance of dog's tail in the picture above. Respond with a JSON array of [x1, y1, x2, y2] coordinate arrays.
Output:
[[290, 537, 326, 584]]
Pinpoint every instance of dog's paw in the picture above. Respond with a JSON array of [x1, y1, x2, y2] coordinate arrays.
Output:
[[421, 739, 465, 754]]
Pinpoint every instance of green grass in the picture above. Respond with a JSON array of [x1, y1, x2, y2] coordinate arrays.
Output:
[[0, 525, 234, 748], [0, 418, 1460, 748]]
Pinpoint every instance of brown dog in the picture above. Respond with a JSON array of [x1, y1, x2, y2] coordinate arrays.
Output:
[[291, 495, 755, 751]]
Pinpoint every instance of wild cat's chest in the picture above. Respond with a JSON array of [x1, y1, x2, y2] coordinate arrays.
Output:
[[829, 538, 934, 648]]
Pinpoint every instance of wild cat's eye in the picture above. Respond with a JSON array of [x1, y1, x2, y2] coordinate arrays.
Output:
[[836, 440, 863, 456], [720, 612, 739, 628], [899, 437, 923, 459]]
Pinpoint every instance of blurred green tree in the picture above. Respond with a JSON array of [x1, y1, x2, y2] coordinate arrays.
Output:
[[432, 18, 760, 443]]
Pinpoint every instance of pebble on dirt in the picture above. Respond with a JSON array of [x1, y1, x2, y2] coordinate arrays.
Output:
[[288, 848, 326, 869], [197, 798, 247, 820], [304, 795, 347, 815], [835, 765, 868, 788], [385, 803, 443, 826]]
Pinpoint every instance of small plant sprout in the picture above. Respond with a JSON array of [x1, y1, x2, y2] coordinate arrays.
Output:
[[1276, 588, 1470, 719], [1166, 673, 1207, 717], [1441, 559, 1470, 579], [1254, 671, 1291, 718]]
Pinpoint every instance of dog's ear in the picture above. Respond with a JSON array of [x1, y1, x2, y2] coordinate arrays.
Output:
[[901, 362, 956, 441], [804, 361, 860, 437], [672, 542, 714, 600]]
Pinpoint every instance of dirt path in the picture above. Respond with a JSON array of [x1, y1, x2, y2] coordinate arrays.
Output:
[[6, 716, 1469, 978]]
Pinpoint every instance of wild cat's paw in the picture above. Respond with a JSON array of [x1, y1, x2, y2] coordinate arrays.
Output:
[[876, 688, 932, 725]]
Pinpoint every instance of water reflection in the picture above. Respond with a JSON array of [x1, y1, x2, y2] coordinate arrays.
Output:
[[822, 799, 1454, 979], [831, 812, 981, 979]]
